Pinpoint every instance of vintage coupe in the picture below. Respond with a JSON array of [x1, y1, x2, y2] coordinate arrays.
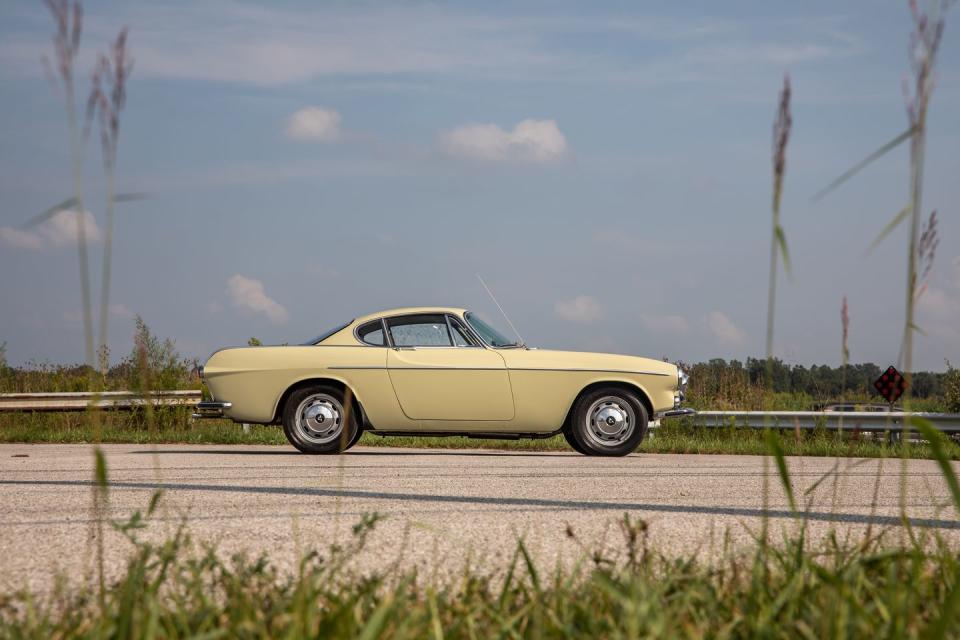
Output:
[[196, 307, 692, 456]]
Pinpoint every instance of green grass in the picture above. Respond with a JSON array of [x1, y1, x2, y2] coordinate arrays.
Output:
[[3, 410, 958, 459], [2, 503, 959, 638]]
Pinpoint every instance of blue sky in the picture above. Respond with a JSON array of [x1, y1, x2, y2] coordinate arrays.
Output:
[[1, 0, 958, 370]]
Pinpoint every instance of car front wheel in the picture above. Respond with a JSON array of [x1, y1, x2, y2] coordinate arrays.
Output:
[[282, 385, 359, 454], [568, 387, 648, 456]]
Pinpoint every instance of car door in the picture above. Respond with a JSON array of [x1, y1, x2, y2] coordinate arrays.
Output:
[[385, 313, 515, 421]]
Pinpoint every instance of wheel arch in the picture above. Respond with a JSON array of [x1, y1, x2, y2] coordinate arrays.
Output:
[[271, 377, 369, 427], [561, 380, 654, 432]]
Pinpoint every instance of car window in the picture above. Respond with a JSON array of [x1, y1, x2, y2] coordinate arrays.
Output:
[[303, 320, 353, 345], [387, 314, 452, 347], [356, 320, 386, 346], [448, 316, 474, 347], [464, 312, 518, 347]]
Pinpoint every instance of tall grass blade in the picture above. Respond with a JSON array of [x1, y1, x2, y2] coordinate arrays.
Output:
[[21, 193, 144, 228], [94, 446, 108, 488], [867, 204, 912, 252], [146, 489, 163, 516], [812, 128, 915, 201], [517, 538, 541, 595], [427, 590, 444, 640], [775, 224, 792, 274], [765, 429, 796, 512], [357, 584, 405, 640], [20, 197, 78, 228], [925, 573, 960, 640], [910, 416, 960, 515]]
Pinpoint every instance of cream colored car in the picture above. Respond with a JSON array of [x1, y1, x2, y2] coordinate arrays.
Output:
[[196, 307, 692, 456]]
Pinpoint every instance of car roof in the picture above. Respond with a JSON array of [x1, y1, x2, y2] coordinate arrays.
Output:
[[352, 307, 469, 324]]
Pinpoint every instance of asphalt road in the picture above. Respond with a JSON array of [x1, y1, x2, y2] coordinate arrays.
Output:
[[1, 443, 958, 593]]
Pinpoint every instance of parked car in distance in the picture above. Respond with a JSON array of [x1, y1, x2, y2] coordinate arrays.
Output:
[[196, 307, 692, 456]]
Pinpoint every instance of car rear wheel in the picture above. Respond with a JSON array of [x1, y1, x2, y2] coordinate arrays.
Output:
[[562, 428, 587, 454], [282, 385, 359, 454], [346, 426, 364, 450], [568, 387, 648, 457]]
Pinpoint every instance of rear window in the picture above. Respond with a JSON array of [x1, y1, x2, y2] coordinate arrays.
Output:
[[356, 320, 387, 346], [302, 320, 353, 345]]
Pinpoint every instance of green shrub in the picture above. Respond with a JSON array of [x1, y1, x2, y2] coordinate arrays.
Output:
[[944, 362, 960, 413], [124, 316, 191, 392]]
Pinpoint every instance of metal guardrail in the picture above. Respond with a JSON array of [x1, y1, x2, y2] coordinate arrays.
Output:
[[3, 395, 958, 435], [0, 391, 202, 412], [668, 411, 960, 434]]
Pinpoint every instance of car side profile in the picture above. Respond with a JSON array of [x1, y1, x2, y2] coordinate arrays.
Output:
[[196, 307, 692, 456]]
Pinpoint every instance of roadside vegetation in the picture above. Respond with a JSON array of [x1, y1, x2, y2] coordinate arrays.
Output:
[[3, 494, 960, 638]]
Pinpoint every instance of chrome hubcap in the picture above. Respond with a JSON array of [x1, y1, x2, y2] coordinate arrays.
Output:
[[295, 393, 343, 444], [585, 396, 635, 447]]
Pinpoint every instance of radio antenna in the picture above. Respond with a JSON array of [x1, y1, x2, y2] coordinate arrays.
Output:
[[476, 275, 525, 346]]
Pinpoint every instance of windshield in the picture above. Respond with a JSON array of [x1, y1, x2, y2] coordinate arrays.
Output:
[[302, 319, 353, 345], [465, 312, 520, 348]]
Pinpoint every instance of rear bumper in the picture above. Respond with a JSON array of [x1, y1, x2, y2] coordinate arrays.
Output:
[[192, 401, 232, 419]]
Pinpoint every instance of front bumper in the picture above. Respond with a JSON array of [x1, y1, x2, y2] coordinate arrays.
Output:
[[192, 401, 232, 419]]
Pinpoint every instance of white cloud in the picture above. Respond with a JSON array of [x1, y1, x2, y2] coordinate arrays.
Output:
[[439, 119, 568, 163], [109, 304, 135, 319], [555, 295, 603, 323], [285, 107, 342, 142], [0, 227, 43, 250], [705, 311, 744, 346], [639, 312, 689, 334], [0, 210, 101, 251], [227, 275, 289, 323]]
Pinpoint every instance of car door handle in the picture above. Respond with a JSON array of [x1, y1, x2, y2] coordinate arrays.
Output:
[[393, 346, 416, 351]]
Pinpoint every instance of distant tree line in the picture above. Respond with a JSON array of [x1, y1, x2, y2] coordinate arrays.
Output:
[[686, 357, 954, 401]]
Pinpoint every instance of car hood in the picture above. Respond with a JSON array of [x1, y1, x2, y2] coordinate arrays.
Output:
[[501, 349, 677, 377]]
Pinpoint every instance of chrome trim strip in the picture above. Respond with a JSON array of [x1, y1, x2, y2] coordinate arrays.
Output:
[[328, 366, 669, 375], [382, 318, 393, 348], [328, 366, 389, 370], [510, 368, 671, 376], [331, 366, 502, 371]]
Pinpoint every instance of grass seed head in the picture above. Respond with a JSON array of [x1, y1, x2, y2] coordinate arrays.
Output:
[[772, 74, 792, 189], [42, 0, 82, 90]]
